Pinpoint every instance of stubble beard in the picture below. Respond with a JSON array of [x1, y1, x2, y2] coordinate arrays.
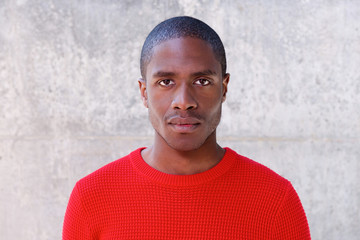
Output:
[[148, 107, 222, 152]]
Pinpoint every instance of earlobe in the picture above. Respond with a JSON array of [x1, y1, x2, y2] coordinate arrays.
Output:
[[222, 73, 230, 102], [138, 78, 148, 108]]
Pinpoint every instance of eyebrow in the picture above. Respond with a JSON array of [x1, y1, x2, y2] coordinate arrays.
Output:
[[191, 69, 217, 77], [152, 71, 176, 78], [152, 69, 217, 78]]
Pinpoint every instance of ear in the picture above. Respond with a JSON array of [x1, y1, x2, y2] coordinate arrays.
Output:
[[138, 78, 148, 108], [221, 73, 230, 103]]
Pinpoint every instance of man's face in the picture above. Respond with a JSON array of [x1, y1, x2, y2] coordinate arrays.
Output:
[[139, 37, 229, 152]]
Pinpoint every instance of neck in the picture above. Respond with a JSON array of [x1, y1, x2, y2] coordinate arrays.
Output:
[[141, 132, 225, 175]]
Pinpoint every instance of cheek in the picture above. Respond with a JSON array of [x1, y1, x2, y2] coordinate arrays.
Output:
[[200, 92, 223, 111], [147, 92, 171, 116]]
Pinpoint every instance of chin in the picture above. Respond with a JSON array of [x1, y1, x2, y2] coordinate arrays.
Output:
[[154, 125, 217, 152], [169, 144, 201, 152], [165, 137, 208, 152]]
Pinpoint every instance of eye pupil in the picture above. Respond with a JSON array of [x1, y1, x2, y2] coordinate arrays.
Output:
[[197, 79, 209, 86], [159, 79, 172, 86]]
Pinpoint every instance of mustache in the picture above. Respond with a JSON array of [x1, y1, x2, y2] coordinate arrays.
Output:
[[165, 111, 204, 123]]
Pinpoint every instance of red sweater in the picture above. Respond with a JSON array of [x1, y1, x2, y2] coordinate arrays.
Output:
[[63, 147, 310, 239]]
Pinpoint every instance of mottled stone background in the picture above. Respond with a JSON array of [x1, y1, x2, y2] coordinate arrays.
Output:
[[1, 0, 359, 239]]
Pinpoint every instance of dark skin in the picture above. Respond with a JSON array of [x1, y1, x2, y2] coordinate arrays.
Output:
[[139, 37, 230, 175]]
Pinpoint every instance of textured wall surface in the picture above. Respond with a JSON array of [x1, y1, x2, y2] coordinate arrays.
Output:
[[1, 0, 359, 239]]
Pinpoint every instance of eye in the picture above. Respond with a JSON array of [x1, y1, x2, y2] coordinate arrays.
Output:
[[194, 78, 211, 86], [158, 79, 175, 86]]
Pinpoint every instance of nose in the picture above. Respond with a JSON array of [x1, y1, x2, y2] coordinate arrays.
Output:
[[171, 84, 197, 110]]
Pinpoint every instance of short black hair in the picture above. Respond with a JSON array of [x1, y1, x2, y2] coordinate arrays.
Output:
[[140, 16, 227, 78]]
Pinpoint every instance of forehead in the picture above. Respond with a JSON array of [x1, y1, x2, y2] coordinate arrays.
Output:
[[145, 37, 221, 78]]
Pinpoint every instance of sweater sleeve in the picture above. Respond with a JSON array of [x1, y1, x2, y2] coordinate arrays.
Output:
[[62, 183, 93, 240], [272, 182, 311, 240]]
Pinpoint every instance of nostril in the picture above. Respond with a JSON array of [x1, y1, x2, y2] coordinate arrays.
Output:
[[171, 87, 198, 110]]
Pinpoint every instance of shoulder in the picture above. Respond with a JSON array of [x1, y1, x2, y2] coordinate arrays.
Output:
[[225, 147, 291, 193], [224, 148, 301, 219], [75, 148, 143, 195]]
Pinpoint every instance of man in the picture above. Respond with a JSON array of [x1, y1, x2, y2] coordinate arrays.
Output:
[[63, 16, 311, 239]]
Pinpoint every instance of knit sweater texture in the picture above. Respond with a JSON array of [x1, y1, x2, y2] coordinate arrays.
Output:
[[63, 147, 311, 239]]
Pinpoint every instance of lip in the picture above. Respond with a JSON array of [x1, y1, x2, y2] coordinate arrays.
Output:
[[168, 117, 201, 133], [168, 116, 201, 125]]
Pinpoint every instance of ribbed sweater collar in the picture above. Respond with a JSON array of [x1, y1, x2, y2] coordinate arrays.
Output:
[[129, 147, 237, 186]]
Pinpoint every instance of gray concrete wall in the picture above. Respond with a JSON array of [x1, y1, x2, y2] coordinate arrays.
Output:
[[1, 0, 359, 239]]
